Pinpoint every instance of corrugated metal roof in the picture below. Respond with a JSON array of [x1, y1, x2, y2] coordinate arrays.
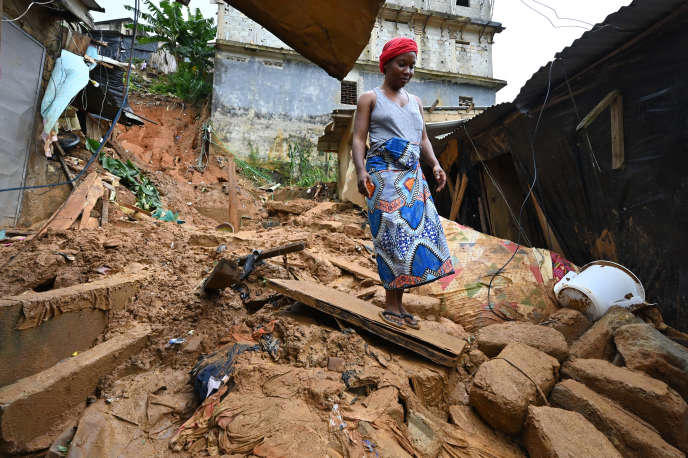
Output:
[[514, 0, 688, 109]]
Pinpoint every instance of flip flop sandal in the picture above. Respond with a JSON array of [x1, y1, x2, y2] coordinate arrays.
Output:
[[379, 310, 406, 329], [401, 313, 421, 330]]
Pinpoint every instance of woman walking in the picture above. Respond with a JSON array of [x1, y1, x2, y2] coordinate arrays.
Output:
[[352, 37, 454, 330]]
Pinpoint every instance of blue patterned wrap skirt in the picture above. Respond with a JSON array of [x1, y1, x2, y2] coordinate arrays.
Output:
[[365, 137, 454, 290]]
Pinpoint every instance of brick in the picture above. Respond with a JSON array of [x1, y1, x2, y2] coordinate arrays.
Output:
[[0, 323, 151, 454], [476, 322, 569, 362], [569, 306, 642, 360], [470, 343, 560, 435], [551, 379, 683, 457], [524, 406, 622, 458], [562, 358, 688, 453]]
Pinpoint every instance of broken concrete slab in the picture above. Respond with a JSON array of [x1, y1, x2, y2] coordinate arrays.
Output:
[[0, 323, 151, 454], [551, 379, 683, 457], [470, 343, 560, 435], [569, 306, 642, 360], [523, 406, 622, 458], [544, 308, 591, 344], [476, 322, 569, 362], [614, 323, 688, 401], [407, 409, 442, 457], [0, 272, 147, 387], [562, 358, 688, 453], [447, 405, 524, 457]]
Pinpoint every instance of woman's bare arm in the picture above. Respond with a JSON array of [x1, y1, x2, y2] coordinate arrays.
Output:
[[352, 91, 376, 195]]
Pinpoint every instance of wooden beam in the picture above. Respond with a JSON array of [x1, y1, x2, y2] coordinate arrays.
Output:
[[36, 173, 101, 236], [611, 94, 624, 169], [100, 189, 109, 226], [576, 90, 620, 132], [337, 114, 355, 201], [449, 173, 468, 221], [530, 192, 565, 255], [78, 180, 104, 230], [327, 256, 380, 284], [226, 154, 240, 231], [267, 279, 466, 367]]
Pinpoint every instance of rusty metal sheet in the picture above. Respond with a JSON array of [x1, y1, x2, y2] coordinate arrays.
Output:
[[224, 0, 385, 79]]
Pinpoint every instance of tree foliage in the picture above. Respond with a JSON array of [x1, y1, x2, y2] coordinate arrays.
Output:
[[125, 0, 216, 75]]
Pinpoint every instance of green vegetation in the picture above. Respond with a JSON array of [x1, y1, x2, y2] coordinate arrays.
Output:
[[126, 0, 215, 103], [88, 138, 162, 211], [287, 138, 335, 187]]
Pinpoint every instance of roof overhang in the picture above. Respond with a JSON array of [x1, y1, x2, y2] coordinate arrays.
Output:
[[59, 0, 103, 28], [220, 0, 385, 80]]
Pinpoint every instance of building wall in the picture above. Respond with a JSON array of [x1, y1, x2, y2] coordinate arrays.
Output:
[[213, 2, 502, 161], [3, 0, 73, 226]]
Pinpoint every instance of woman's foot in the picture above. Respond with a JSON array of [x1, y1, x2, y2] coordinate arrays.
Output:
[[399, 306, 420, 329], [379, 310, 406, 329], [400, 312, 420, 329]]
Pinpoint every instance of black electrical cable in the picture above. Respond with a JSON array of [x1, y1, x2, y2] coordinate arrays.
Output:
[[0, 0, 140, 194], [480, 60, 556, 321]]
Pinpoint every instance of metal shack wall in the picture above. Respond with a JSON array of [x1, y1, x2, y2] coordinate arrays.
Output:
[[504, 15, 688, 330]]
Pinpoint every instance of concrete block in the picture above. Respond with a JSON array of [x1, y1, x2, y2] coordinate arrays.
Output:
[[0, 273, 146, 386], [0, 323, 151, 454]]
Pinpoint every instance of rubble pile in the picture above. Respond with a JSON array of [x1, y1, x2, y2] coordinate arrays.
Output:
[[1, 98, 687, 457]]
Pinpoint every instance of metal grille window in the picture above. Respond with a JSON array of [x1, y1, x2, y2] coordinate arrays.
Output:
[[341, 81, 358, 105], [456, 0, 470, 6]]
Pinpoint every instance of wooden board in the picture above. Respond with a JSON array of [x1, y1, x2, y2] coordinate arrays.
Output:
[[42, 172, 101, 232], [328, 256, 380, 284], [79, 178, 104, 230], [267, 279, 466, 366]]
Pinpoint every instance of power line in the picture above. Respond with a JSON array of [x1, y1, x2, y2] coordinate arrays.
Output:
[[518, 0, 590, 30], [2, 0, 55, 22], [529, 0, 594, 26]]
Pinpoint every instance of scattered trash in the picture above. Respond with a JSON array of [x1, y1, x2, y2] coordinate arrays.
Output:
[[215, 222, 235, 233], [57, 252, 76, 262], [261, 219, 279, 229], [259, 334, 280, 361], [94, 266, 111, 275], [216, 244, 227, 254], [167, 338, 186, 346], [554, 260, 645, 321], [190, 343, 260, 400], [72, 351, 78, 357], [0, 230, 6, 241], [328, 404, 347, 432]]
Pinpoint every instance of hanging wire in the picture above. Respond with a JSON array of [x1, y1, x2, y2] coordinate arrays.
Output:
[[2, 0, 55, 22], [0, 0, 141, 194], [518, 0, 590, 30], [468, 60, 557, 321]]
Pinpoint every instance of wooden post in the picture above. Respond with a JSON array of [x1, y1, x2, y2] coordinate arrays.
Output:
[[449, 173, 468, 221], [477, 197, 489, 234], [530, 192, 565, 255], [227, 155, 240, 232], [337, 114, 355, 201], [611, 94, 624, 169], [100, 189, 109, 226]]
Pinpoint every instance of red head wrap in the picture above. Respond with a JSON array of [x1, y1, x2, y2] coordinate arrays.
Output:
[[379, 37, 418, 73]]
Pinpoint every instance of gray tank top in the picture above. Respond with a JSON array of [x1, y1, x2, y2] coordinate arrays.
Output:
[[369, 87, 423, 153]]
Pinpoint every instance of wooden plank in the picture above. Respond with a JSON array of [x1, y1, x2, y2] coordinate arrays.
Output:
[[576, 90, 620, 132], [267, 279, 466, 366], [226, 154, 240, 231], [79, 177, 104, 230], [328, 256, 380, 284], [100, 189, 110, 226], [611, 94, 624, 169], [439, 138, 458, 171], [530, 192, 565, 255], [336, 114, 355, 201], [53, 142, 75, 188], [42, 172, 100, 232], [449, 173, 468, 221]]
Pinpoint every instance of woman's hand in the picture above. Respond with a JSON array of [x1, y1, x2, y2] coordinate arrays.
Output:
[[433, 165, 447, 192], [357, 171, 374, 198]]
